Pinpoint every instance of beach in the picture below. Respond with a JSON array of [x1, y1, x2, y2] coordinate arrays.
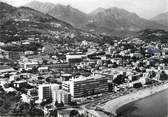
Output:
[[101, 82, 168, 116]]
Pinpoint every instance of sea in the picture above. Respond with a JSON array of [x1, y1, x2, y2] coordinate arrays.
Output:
[[117, 88, 168, 117]]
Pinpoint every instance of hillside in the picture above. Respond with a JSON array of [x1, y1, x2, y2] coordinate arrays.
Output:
[[26, 1, 89, 27], [151, 12, 168, 26], [85, 7, 167, 33], [25, 1, 168, 35], [0, 2, 74, 44], [137, 29, 168, 43], [89, 7, 106, 16], [0, 2, 17, 24], [0, 2, 119, 49]]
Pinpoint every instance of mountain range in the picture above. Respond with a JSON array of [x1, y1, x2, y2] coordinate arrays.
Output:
[[0, 1, 167, 47], [0, 2, 75, 44], [26, 1, 89, 27], [151, 12, 168, 27], [25, 1, 168, 34], [0, 2, 120, 46], [0, 2, 72, 27], [0, 0, 168, 39]]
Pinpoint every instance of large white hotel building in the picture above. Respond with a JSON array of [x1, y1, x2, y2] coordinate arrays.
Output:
[[62, 75, 109, 98]]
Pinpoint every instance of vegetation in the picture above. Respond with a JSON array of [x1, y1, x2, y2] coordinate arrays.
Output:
[[0, 87, 21, 116], [57, 101, 64, 108], [50, 109, 57, 117], [1, 43, 42, 51], [11, 102, 44, 116], [138, 29, 168, 43], [113, 75, 126, 85], [160, 71, 168, 80], [40, 98, 53, 106], [70, 110, 80, 117]]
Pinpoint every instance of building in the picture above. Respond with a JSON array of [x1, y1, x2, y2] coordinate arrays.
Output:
[[19, 73, 31, 79], [13, 80, 27, 88], [66, 54, 86, 64], [38, 67, 49, 74], [23, 61, 38, 71], [61, 74, 72, 82], [24, 51, 34, 55], [55, 90, 71, 104], [130, 53, 142, 58], [38, 84, 60, 103], [49, 63, 72, 72], [8, 51, 21, 60], [0, 66, 15, 74], [62, 75, 109, 98]]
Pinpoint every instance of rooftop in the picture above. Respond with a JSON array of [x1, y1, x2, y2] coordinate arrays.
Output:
[[38, 83, 60, 87], [69, 74, 107, 82], [0, 65, 13, 70], [14, 80, 27, 84]]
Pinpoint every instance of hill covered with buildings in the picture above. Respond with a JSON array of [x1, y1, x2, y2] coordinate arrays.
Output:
[[1, 1, 168, 117]]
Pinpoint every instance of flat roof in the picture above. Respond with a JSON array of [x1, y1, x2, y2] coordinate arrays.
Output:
[[38, 83, 60, 87], [14, 80, 27, 83], [24, 62, 38, 64], [38, 67, 48, 69], [61, 74, 72, 77], [0, 66, 13, 70], [69, 75, 107, 82], [66, 54, 86, 58]]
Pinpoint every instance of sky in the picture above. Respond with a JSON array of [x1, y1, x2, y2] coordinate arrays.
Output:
[[1, 0, 168, 19]]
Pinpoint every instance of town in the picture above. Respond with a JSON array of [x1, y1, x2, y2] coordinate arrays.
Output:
[[0, 21, 168, 117], [1, 1, 168, 117]]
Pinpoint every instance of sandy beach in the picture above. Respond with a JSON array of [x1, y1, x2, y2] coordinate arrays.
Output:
[[101, 82, 168, 116]]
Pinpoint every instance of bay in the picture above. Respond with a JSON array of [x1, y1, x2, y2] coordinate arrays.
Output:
[[117, 89, 168, 117]]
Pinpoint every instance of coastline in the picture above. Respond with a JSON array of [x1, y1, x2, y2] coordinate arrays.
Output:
[[101, 82, 168, 116]]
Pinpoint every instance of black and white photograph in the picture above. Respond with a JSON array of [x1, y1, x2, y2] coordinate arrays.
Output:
[[0, 0, 168, 117]]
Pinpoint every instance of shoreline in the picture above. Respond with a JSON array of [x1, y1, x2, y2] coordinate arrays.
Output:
[[101, 82, 168, 116]]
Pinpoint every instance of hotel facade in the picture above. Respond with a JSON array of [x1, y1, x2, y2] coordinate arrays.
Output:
[[62, 75, 109, 98]]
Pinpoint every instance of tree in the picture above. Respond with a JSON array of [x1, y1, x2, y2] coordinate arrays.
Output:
[[160, 71, 168, 80], [57, 101, 64, 108], [112, 62, 118, 68], [113, 75, 125, 85], [31, 66, 38, 74], [47, 98, 53, 104], [0, 100, 4, 107], [133, 83, 142, 88], [11, 102, 30, 116], [38, 76, 44, 80], [4, 74, 10, 78], [55, 100, 58, 107], [43, 59, 48, 65], [70, 110, 79, 117], [29, 108, 44, 116], [40, 98, 53, 106], [46, 77, 51, 83], [50, 109, 57, 117], [70, 101, 77, 106], [149, 71, 156, 79]]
